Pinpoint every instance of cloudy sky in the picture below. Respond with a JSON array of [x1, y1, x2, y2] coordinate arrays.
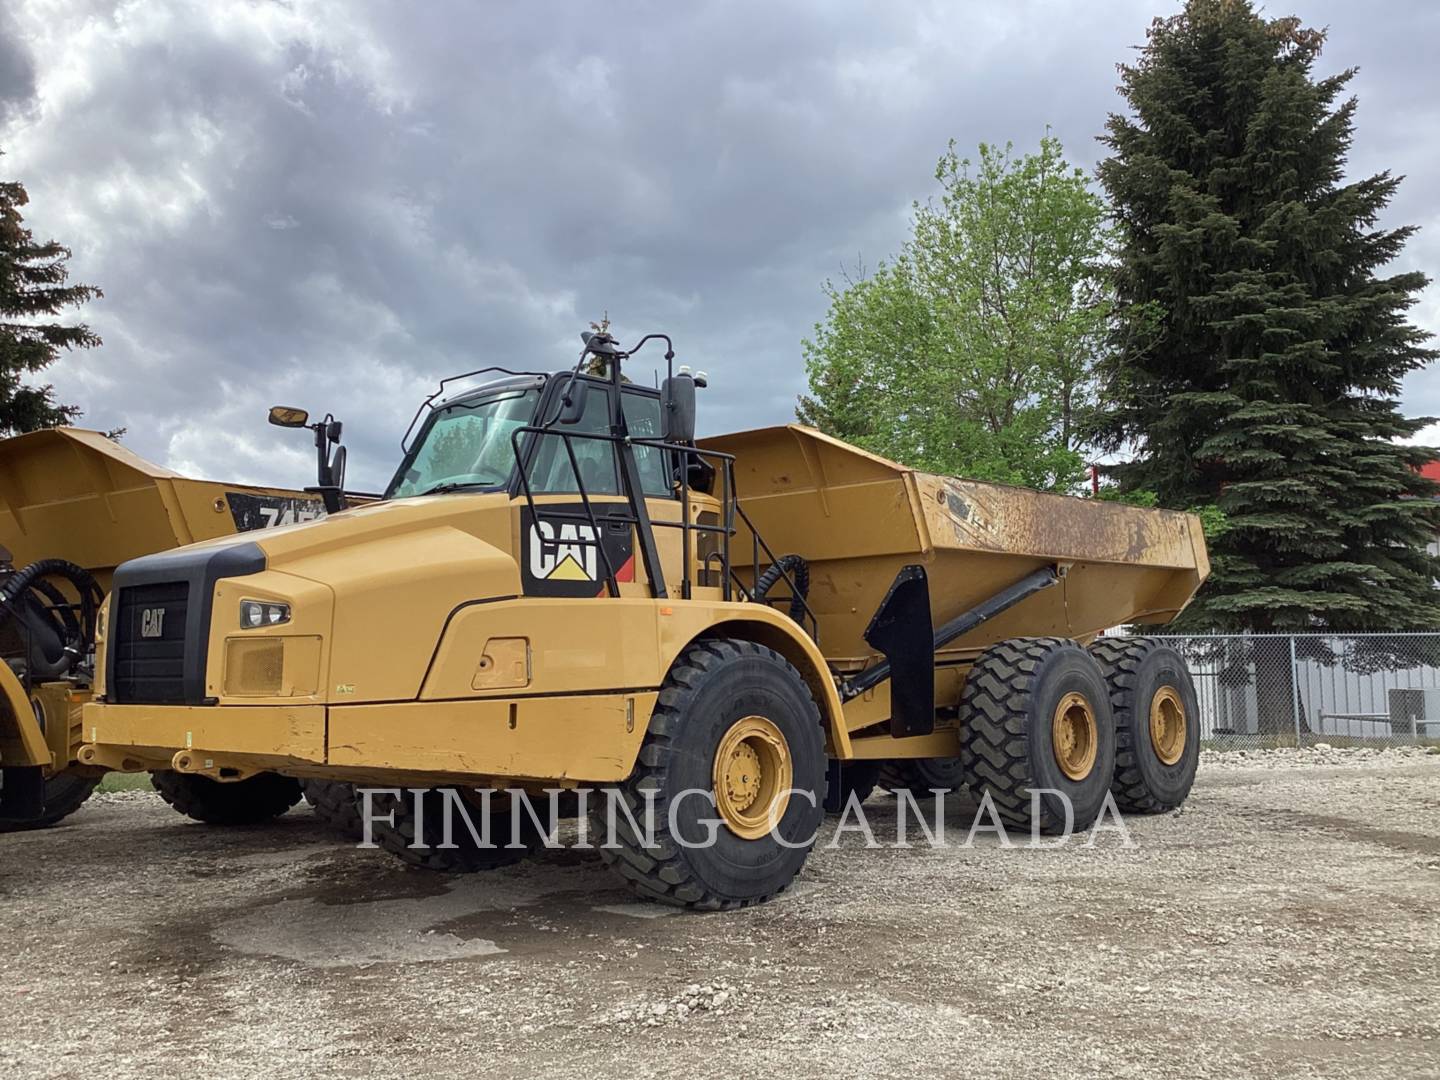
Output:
[[2, 0, 1437, 491]]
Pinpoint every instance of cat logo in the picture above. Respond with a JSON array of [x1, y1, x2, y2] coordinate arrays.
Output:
[[528, 520, 599, 582], [520, 505, 631, 597], [140, 607, 166, 639]]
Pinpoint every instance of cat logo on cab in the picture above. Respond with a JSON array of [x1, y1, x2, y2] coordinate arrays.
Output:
[[519, 506, 633, 598], [528, 520, 599, 582]]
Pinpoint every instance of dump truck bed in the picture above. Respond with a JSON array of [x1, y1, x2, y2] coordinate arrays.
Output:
[[0, 428, 325, 590], [702, 425, 1209, 669]]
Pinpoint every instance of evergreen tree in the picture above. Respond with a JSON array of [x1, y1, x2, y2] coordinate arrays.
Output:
[[800, 136, 1113, 492], [0, 150, 101, 433], [1098, 1, 1439, 639]]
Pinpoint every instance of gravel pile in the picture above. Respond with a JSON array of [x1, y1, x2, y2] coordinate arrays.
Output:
[[89, 788, 161, 805], [1201, 743, 1440, 770]]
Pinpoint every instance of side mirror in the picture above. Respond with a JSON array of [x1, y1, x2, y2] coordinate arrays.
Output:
[[329, 444, 347, 492], [661, 374, 696, 442], [558, 385, 587, 425], [268, 405, 309, 428]]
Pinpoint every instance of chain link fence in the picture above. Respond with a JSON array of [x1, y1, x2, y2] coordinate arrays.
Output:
[[1131, 633, 1440, 750]]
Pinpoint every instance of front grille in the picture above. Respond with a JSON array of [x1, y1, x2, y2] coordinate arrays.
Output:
[[111, 582, 189, 703]]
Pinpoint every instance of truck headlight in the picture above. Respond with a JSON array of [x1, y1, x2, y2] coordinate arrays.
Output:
[[241, 599, 291, 628]]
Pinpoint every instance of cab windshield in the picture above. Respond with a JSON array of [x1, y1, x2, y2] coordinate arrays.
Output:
[[386, 387, 540, 499]]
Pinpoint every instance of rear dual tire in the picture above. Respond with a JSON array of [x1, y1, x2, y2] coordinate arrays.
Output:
[[368, 787, 554, 873], [959, 637, 1116, 833], [302, 779, 364, 837], [1089, 637, 1200, 813], [878, 755, 966, 798]]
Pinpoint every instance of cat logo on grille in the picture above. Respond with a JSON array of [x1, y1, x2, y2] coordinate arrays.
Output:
[[140, 608, 167, 638]]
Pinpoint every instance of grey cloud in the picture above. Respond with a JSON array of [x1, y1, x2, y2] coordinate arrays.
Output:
[[0, 8, 36, 119], [2, 0, 1437, 490]]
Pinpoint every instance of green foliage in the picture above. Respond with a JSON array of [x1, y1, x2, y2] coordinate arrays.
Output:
[[1188, 502, 1230, 544], [1095, 487, 1158, 508], [96, 771, 154, 793], [1097, 0, 1440, 632], [0, 151, 101, 434], [799, 136, 1115, 491], [423, 418, 488, 480]]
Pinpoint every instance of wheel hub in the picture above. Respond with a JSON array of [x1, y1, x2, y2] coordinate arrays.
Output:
[[722, 742, 763, 810], [712, 715, 793, 840], [1149, 686, 1187, 765], [1052, 691, 1098, 781]]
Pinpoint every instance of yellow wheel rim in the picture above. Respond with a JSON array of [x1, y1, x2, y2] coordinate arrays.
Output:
[[1149, 686, 1187, 766], [712, 715, 792, 840], [1052, 691, 1098, 781]]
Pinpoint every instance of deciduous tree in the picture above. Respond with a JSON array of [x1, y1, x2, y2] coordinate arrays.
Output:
[[799, 136, 1113, 492]]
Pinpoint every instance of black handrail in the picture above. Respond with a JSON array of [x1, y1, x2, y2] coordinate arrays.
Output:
[[508, 424, 740, 605], [730, 498, 820, 640], [509, 424, 820, 641]]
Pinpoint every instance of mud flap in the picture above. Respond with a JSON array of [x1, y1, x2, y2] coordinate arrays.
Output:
[[863, 564, 935, 738]]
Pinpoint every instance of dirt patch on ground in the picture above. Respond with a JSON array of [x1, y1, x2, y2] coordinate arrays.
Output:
[[4, 756, 1439, 1079]]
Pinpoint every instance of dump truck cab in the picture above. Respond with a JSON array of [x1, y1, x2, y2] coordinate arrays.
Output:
[[383, 366, 715, 600]]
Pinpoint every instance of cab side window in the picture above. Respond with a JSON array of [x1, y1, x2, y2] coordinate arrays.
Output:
[[526, 386, 619, 495], [622, 389, 674, 498]]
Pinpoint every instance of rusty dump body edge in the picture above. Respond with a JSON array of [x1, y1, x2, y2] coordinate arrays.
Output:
[[701, 425, 1210, 670]]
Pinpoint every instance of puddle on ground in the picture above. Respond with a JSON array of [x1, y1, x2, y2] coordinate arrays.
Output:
[[215, 899, 507, 967], [211, 856, 642, 967], [212, 874, 547, 967], [210, 843, 831, 966]]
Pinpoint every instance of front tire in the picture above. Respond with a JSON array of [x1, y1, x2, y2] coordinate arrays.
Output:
[[151, 770, 303, 825], [1089, 637, 1200, 813], [0, 771, 99, 832], [959, 637, 1116, 833], [598, 639, 827, 910]]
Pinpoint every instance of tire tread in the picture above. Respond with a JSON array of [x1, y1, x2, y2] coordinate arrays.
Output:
[[598, 638, 821, 911], [958, 637, 1082, 831], [151, 770, 302, 825]]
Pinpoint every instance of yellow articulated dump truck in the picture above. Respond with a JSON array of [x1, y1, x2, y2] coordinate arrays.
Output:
[[0, 426, 339, 830], [56, 329, 1208, 909]]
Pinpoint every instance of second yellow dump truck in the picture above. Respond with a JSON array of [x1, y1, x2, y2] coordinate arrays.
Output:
[[0, 423, 349, 830], [56, 330, 1208, 909]]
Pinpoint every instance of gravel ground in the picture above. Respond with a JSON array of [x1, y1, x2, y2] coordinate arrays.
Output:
[[3, 750, 1439, 1079]]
